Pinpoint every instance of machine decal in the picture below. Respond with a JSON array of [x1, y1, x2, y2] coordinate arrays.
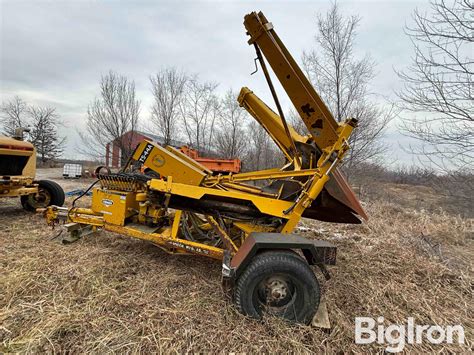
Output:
[[167, 240, 210, 255], [152, 154, 165, 167], [102, 199, 114, 207], [138, 143, 154, 163]]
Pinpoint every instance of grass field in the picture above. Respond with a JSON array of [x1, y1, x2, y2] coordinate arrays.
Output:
[[1, 169, 472, 352]]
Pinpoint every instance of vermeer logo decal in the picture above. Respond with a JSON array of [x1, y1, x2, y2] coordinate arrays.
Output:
[[152, 154, 165, 167], [102, 199, 114, 207]]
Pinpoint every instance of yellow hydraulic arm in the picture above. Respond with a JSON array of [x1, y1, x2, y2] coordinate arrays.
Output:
[[244, 11, 340, 151], [238, 87, 308, 163], [238, 11, 367, 223]]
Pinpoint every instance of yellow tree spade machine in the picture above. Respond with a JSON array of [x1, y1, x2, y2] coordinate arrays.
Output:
[[44, 12, 367, 324], [0, 129, 65, 210]]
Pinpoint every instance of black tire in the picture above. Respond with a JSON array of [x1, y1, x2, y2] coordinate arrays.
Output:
[[234, 250, 320, 324], [21, 179, 65, 211]]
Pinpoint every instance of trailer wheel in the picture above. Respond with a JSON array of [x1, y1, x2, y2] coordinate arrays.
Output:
[[234, 250, 320, 324], [21, 180, 65, 211]]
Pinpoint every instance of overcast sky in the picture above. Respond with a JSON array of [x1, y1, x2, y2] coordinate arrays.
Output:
[[0, 0, 429, 164]]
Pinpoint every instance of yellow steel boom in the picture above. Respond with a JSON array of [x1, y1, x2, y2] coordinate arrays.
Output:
[[244, 11, 339, 151]]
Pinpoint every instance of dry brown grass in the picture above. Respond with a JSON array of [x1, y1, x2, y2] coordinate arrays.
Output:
[[0, 182, 472, 353]]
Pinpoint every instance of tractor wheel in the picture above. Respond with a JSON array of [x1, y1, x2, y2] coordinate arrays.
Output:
[[21, 180, 65, 211], [234, 250, 320, 324]]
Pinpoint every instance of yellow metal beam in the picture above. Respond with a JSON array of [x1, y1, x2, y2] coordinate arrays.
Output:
[[238, 87, 309, 163], [244, 11, 339, 150], [149, 178, 294, 219], [0, 186, 37, 197], [132, 140, 207, 186], [205, 167, 320, 184]]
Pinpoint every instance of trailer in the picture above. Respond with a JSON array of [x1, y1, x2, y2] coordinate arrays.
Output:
[[43, 11, 367, 325]]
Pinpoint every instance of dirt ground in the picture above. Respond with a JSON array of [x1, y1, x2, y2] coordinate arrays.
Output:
[[1, 169, 472, 352]]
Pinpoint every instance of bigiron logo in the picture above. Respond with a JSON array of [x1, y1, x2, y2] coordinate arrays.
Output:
[[355, 317, 465, 353]]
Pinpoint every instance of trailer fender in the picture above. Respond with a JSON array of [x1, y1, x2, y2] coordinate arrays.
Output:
[[224, 232, 337, 282]]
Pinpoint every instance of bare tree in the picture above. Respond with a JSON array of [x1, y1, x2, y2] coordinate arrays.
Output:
[[302, 2, 394, 171], [179, 77, 219, 154], [287, 108, 308, 136], [344, 100, 397, 170], [79, 71, 140, 165], [244, 121, 284, 172], [28, 106, 65, 163], [1, 96, 28, 137], [150, 68, 188, 145], [397, 0, 473, 170], [214, 90, 249, 158], [245, 121, 267, 171]]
